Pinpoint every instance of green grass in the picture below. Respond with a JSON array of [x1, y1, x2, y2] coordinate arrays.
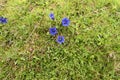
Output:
[[0, 0, 120, 80]]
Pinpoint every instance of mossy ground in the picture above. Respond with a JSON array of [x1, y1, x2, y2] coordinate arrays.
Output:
[[0, 0, 120, 80]]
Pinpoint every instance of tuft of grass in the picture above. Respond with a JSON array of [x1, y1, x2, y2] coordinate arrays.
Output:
[[0, 0, 120, 80]]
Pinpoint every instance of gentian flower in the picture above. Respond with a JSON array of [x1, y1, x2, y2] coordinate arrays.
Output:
[[56, 36, 65, 44], [62, 17, 70, 27], [49, 27, 57, 35], [49, 13, 54, 20], [0, 17, 7, 24]]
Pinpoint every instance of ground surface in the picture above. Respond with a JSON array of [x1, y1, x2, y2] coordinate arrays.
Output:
[[0, 0, 120, 80]]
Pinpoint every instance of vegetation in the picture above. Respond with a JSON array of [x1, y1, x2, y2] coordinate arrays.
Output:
[[0, 0, 120, 80]]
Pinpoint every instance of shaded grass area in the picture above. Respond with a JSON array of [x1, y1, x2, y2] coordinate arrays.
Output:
[[0, 0, 120, 80]]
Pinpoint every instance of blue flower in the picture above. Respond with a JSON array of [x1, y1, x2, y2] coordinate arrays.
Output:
[[0, 17, 7, 24], [49, 13, 54, 20], [62, 17, 70, 27], [49, 27, 57, 35], [56, 36, 65, 44]]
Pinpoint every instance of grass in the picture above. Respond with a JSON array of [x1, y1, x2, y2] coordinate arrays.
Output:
[[0, 0, 120, 80]]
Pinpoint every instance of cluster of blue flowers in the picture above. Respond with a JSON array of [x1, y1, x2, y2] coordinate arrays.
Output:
[[49, 13, 70, 44], [1, 14, 70, 44], [0, 17, 7, 24]]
